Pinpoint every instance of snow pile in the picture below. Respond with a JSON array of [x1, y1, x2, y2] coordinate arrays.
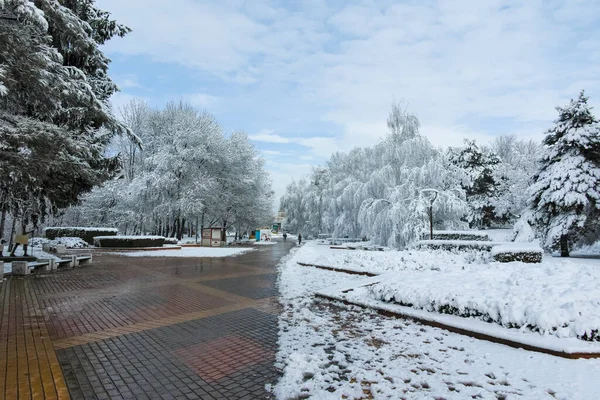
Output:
[[480, 228, 513, 242], [490, 242, 543, 255], [512, 210, 537, 243], [114, 247, 254, 258], [295, 242, 486, 274], [274, 239, 600, 399], [369, 259, 600, 341]]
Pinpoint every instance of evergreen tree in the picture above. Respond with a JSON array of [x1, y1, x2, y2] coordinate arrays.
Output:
[[448, 139, 500, 228], [0, 0, 132, 236], [530, 91, 600, 256]]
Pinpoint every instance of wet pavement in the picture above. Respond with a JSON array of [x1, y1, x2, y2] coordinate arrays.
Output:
[[0, 240, 295, 400]]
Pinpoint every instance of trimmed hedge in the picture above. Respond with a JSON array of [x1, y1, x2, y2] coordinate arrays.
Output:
[[163, 237, 179, 245], [45, 227, 118, 244], [422, 231, 491, 241], [417, 240, 495, 252], [493, 251, 542, 263], [93, 236, 165, 248]]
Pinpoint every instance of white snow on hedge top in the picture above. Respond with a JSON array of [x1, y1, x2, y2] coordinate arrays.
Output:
[[430, 230, 489, 236], [93, 235, 164, 240], [417, 239, 497, 246], [44, 227, 118, 232], [491, 242, 543, 255]]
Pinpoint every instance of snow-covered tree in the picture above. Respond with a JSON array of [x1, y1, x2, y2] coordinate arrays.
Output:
[[280, 103, 468, 248], [490, 135, 541, 223], [58, 100, 273, 239], [0, 0, 132, 241], [448, 139, 500, 228], [529, 91, 600, 256], [280, 180, 309, 234]]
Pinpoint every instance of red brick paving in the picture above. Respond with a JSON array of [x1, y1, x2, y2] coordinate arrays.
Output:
[[173, 334, 274, 382]]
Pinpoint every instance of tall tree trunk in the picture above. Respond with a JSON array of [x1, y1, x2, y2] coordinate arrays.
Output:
[[172, 217, 179, 238], [0, 206, 6, 240], [178, 218, 186, 240], [560, 234, 569, 257], [8, 212, 17, 255]]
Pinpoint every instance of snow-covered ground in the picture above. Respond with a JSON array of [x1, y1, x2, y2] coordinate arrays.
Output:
[[369, 258, 600, 341], [113, 247, 254, 258], [274, 242, 600, 399], [295, 241, 487, 274]]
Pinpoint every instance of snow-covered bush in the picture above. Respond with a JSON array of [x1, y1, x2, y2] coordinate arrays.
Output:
[[416, 240, 495, 252], [93, 236, 165, 248], [424, 230, 491, 241], [369, 260, 600, 341], [44, 227, 118, 244], [163, 237, 179, 245], [491, 243, 542, 263]]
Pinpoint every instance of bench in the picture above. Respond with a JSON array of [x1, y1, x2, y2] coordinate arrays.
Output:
[[8, 253, 93, 276], [56, 254, 92, 268]]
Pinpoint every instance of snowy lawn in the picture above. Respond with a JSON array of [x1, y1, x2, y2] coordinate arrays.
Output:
[[113, 247, 254, 258], [295, 241, 487, 274], [275, 243, 600, 399]]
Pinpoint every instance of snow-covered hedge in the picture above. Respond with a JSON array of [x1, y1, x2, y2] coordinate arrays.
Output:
[[163, 237, 179, 245], [416, 240, 495, 251], [93, 236, 165, 248], [423, 230, 491, 241], [369, 261, 600, 341], [491, 243, 543, 263], [31, 237, 89, 249], [45, 227, 118, 244]]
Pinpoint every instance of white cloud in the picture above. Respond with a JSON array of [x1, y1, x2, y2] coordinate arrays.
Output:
[[266, 160, 314, 210], [114, 74, 142, 89], [98, 0, 600, 169], [184, 93, 220, 108], [109, 91, 144, 116], [249, 130, 291, 143]]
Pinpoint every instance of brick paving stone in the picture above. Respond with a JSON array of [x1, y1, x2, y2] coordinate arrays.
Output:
[[1, 240, 294, 399], [200, 273, 279, 300]]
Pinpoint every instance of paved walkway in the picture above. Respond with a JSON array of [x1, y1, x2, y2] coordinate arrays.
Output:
[[0, 240, 295, 400]]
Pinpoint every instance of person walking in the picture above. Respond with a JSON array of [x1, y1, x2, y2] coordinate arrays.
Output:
[[283, 233, 287, 242], [298, 233, 302, 245]]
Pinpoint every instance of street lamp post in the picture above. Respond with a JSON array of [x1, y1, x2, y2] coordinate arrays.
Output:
[[421, 189, 439, 240]]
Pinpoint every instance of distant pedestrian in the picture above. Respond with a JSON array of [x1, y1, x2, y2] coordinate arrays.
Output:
[[298, 233, 302, 245], [283, 233, 287, 242]]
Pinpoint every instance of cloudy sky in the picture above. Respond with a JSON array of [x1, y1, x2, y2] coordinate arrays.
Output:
[[97, 0, 600, 204]]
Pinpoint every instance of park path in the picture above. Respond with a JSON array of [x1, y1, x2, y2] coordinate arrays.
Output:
[[0, 240, 295, 400]]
